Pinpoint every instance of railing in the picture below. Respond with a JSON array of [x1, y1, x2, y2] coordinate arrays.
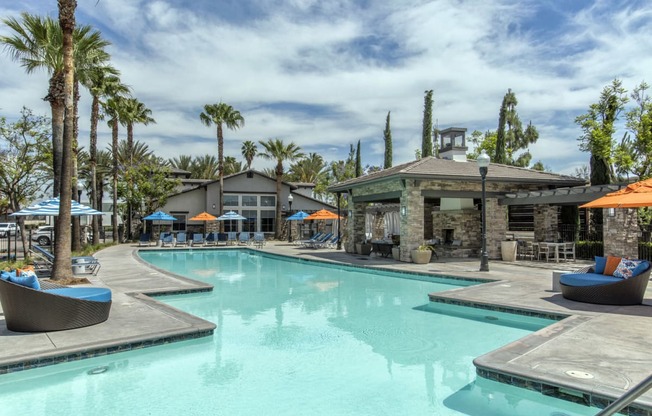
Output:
[[595, 373, 652, 415], [558, 224, 603, 260]]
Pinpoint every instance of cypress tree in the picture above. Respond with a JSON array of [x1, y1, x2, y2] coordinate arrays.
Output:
[[383, 111, 392, 168], [421, 90, 434, 157], [355, 140, 362, 177]]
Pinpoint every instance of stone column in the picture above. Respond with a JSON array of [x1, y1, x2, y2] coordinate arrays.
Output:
[[401, 180, 424, 262], [534, 205, 558, 242], [604, 208, 639, 258], [485, 199, 508, 259]]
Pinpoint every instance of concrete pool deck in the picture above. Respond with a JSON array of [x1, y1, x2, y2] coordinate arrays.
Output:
[[1, 242, 651, 412]]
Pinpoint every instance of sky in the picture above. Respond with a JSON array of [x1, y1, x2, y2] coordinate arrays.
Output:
[[1, 0, 651, 176]]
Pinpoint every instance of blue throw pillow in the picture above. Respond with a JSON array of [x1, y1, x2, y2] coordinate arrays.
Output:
[[8, 274, 40, 290], [594, 256, 607, 274], [632, 261, 650, 277]]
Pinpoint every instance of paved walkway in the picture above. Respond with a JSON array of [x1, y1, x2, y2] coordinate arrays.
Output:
[[1, 242, 652, 412]]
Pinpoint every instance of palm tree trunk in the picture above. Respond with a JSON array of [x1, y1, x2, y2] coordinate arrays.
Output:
[[47, 75, 65, 198], [52, 0, 75, 280], [217, 124, 224, 233], [90, 95, 100, 245], [112, 120, 119, 243], [71, 80, 81, 251], [275, 168, 282, 239]]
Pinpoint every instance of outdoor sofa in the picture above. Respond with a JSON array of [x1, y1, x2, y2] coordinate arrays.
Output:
[[560, 256, 651, 305], [0, 270, 112, 332]]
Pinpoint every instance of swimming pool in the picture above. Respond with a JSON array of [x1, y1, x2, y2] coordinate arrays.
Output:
[[0, 249, 596, 415]]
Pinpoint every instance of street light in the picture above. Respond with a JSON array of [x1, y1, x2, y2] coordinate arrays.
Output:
[[288, 194, 294, 243], [477, 150, 490, 272]]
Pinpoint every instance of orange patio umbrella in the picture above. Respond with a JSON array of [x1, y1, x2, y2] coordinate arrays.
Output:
[[305, 209, 341, 220], [580, 178, 652, 208], [190, 211, 218, 234]]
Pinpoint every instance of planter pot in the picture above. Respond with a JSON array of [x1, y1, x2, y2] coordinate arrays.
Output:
[[356, 243, 372, 255], [392, 247, 401, 261], [411, 249, 432, 264], [501, 240, 517, 262]]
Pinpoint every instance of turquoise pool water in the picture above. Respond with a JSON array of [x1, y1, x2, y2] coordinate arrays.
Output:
[[0, 249, 596, 415]]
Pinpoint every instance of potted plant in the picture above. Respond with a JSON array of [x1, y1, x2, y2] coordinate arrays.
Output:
[[356, 239, 372, 255], [411, 244, 433, 264], [392, 245, 401, 260]]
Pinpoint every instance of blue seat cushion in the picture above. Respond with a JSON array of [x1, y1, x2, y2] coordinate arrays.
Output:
[[560, 273, 622, 287], [43, 287, 112, 302]]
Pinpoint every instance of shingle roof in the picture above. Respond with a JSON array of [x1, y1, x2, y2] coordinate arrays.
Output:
[[328, 156, 586, 191]]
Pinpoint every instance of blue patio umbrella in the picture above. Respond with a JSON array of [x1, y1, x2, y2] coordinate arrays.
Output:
[[11, 197, 103, 217], [143, 210, 177, 235], [287, 211, 309, 221], [217, 211, 247, 221]]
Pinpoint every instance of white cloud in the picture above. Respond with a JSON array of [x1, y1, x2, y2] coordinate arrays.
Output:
[[1, 0, 651, 176]]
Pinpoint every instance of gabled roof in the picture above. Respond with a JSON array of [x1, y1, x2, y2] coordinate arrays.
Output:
[[328, 156, 586, 192]]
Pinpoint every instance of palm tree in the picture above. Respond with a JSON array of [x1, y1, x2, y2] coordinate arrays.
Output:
[[224, 156, 243, 175], [83, 66, 128, 244], [169, 155, 194, 172], [102, 96, 125, 243], [241, 140, 257, 169], [54, 0, 76, 279], [120, 98, 155, 240], [258, 138, 304, 239], [199, 103, 244, 230], [1, 13, 110, 198], [192, 155, 220, 179]]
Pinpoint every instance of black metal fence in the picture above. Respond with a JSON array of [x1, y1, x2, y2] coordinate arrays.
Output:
[[559, 224, 652, 261]]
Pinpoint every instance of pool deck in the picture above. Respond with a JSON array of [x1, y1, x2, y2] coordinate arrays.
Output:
[[1, 242, 652, 412]]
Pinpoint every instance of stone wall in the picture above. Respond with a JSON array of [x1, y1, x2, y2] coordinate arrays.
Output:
[[604, 208, 639, 258]]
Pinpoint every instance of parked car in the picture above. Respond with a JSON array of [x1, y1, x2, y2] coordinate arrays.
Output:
[[31, 225, 54, 246], [0, 222, 21, 238]]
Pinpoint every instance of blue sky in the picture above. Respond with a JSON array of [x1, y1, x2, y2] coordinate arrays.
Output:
[[1, 0, 651, 175]]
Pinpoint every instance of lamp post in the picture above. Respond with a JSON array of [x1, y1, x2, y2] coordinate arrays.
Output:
[[477, 150, 490, 272], [287, 194, 294, 243]]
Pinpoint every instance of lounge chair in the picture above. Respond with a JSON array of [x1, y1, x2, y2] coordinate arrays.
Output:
[[560, 258, 651, 305], [161, 232, 174, 247], [227, 232, 238, 245], [191, 233, 204, 247], [253, 232, 265, 248], [295, 232, 322, 246], [175, 232, 188, 247], [304, 233, 332, 248], [218, 233, 229, 246], [31, 245, 101, 276], [138, 233, 151, 247], [313, 235, 339, 249], [204, 232, 217, 246], [0, 271, 111, 332], [238, 232, 251, 245]]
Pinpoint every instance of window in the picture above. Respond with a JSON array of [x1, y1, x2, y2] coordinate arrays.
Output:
[[224, 195, 238, 206], [242, 196, 257, 207], [260, 196, 275, 207], [242, 210, 257, 232], [261, 210, 275, 233], [171, 213, 187, 232]]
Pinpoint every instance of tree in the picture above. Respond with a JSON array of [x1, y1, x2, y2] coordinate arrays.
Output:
[[383, 111, 392, 169], [169, 155, 194, 172], [355, 140, 362, 177], [52, 0, 76, 279], [200, 103, 244, 231], [288, 153, 328, 199], [102, 95, 124, 243], [192, 154, 220, 179], [0, 108, 51, 258], [494, 89, 538, 166], [258, 138, 304, 239], [422, 90, 434, 157], [241, 140, 257, 170], [119, 98, 155, 240], [1, 12, 110, 198], [223, 156, 243, 175], [622, 81, 652, 179], [576, 79, 628, 185], [83, 66, 127, 244]]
